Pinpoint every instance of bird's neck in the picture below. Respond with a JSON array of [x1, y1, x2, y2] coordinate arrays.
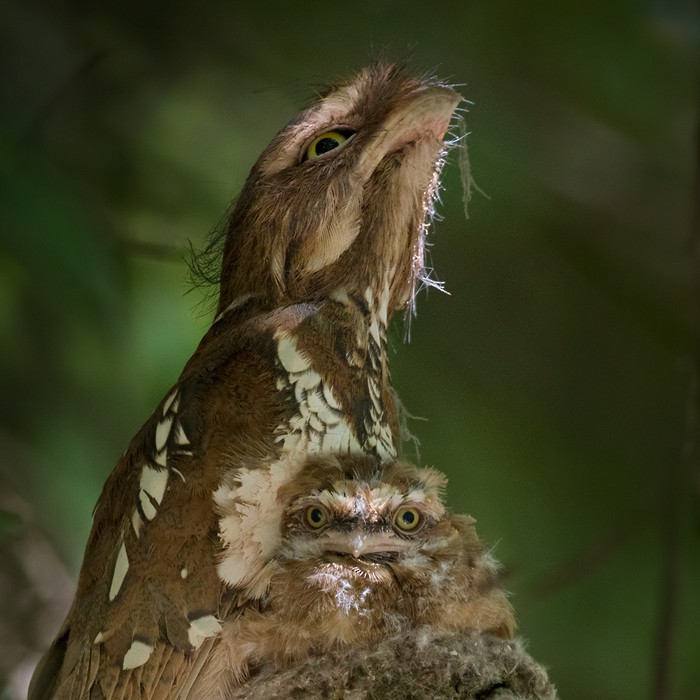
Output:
[[269, 283, 397, 461], [207, 281, 399, 461]]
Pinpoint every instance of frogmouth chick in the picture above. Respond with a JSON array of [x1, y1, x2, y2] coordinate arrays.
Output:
[[190, 455, 515, 695]]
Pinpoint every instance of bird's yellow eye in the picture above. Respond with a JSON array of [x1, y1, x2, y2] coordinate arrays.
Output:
[[304, 130, 353, 161], [394, 507, 422, 532], [305, 504, 329, 529]]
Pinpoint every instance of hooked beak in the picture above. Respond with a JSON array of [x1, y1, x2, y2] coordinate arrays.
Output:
[[358, 85, 461, 175], [321, 531, 413, 559]]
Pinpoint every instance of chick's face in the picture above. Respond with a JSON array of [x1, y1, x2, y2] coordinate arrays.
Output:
[[283, 476, 446, 571], [239, 457, 514, 665], [273, 459, 474, 621]]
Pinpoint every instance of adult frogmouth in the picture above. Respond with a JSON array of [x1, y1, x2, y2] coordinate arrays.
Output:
[[29, 63, 462, 699]]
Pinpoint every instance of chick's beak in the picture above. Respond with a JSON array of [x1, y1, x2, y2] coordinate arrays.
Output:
[[321, 531, 412, 559]]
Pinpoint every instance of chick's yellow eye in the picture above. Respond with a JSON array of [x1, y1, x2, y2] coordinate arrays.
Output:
[[305, 505, 329, 529], [394, 507, 422, 532], [304, 130, 352, 161]]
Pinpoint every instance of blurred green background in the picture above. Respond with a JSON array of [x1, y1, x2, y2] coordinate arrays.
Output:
[[1, 1, 699, 698]]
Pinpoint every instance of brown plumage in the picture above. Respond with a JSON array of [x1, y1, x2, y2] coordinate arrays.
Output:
[[29, 64, 461, 699], [190, 455, 515, 697]]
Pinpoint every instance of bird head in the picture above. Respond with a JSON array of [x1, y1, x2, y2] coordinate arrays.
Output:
[[278, 454, 454, 571], [269, 455, 514, 641], [213, 63, 461, 316]]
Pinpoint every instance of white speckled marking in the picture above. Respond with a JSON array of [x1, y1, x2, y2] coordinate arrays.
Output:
[[139, 465, 169, 521], [277, 336, 311, 373], [139, 491, 156, 520], [122, 640, 154, 670], [361, 285, 397, 460], [153, 448, 168, 467], [215, 453, 308, 589], [368, 318, 382, 346], [187, 615, 222, 649], [162, 388, 179, 416], [109, 539, 129, 601], [307, 563, 372, 616], [377, 281, 390, 326], [131, 510, 143, 538], [181, 568, 188, 579], [155, 414, 173, 453], [274, 333, 362, 455], [330, 288, 350, 305], [322, 383, 342, 410], [174, 421, 190, 446]]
